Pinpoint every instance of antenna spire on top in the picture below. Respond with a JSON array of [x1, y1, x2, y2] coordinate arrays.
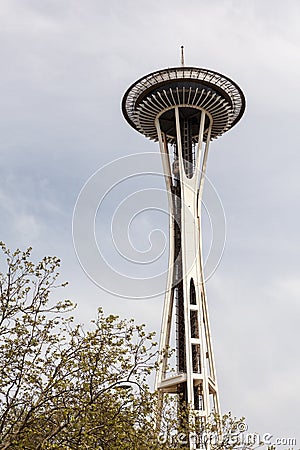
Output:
[[181, 45, 185, 67]]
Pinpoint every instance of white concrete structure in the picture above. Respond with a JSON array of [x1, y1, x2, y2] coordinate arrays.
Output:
[[122, 63, 245, 449]]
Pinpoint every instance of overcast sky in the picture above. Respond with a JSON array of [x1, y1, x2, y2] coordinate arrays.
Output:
[[0, 0, 299, 445]]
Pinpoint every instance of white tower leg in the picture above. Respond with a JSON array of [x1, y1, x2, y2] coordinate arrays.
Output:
[[155, 106, 221, 449]]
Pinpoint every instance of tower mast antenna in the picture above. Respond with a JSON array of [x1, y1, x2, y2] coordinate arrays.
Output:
[[181, 45, 185, 66]]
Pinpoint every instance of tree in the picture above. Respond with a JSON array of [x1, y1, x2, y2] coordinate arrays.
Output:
[[0, 243, 163, 449]]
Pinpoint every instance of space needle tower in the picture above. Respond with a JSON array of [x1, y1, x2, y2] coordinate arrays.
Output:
[[122, 48, 245, 447]]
